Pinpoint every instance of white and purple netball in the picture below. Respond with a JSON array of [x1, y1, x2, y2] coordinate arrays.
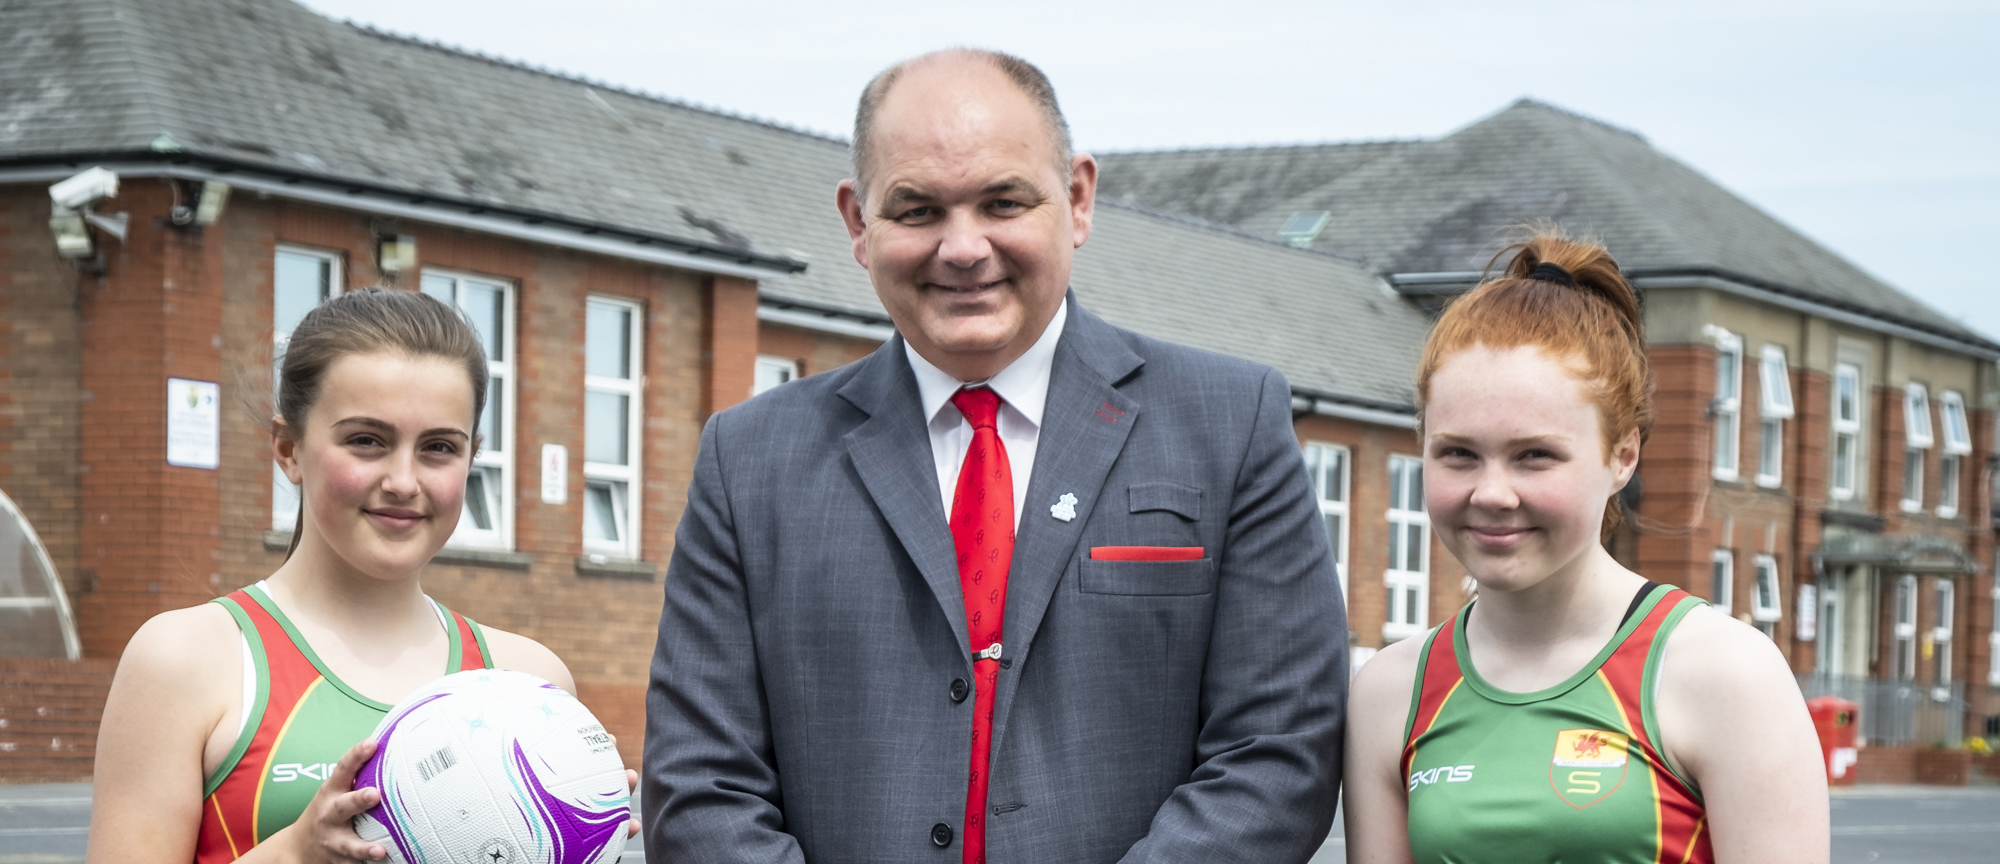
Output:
[[353, 669, 629, 864]]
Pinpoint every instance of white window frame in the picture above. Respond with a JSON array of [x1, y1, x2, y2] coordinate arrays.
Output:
[[271, 245, 342, 531], [1302, 442, 1351, 600], [1711, 330, 1743, 481], [1710, 549, 1734, 615], [1830, 364, 1862, 501], [583, 296, 644, 559], [753, 355, 800, 396], [1752, 554, 1782, 624], [1932, 578, 1953, 684], [1384, 454, 1429, 641], [1938, 454, 1962, 519], [1893, 574, 1917, 681], [1755, 346, 1792, 488], [1904, 382, 1934, 449], [1902, 383, 1932, 513], [1939, 391, 1971, 518], [1989, 583, 1999, 687], [1938, 391, 1972, 455], [421, 269, 517, 550]]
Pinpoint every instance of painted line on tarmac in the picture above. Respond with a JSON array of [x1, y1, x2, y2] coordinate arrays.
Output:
[[1833, 823, 2000, 836], [0, 827, 89, 836]]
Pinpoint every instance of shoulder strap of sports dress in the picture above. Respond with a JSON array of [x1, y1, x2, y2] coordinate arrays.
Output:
[[1400, 616, 1467, 781]]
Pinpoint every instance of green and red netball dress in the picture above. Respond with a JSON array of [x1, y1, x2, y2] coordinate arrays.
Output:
[[194, 583, 492, 862], [1402, 583, 1713, 864]]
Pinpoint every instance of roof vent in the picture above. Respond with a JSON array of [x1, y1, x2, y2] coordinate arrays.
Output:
[[1277, 210, 1330, 248]]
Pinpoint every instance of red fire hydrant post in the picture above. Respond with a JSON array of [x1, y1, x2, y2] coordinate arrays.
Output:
[[1806, 695, 1860, 786]]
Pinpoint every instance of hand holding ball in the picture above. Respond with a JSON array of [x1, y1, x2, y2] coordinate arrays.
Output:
[[353, 669, 630, 864]]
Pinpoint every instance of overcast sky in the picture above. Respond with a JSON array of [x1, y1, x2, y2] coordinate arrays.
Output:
[[300, 0, 1998, 342]]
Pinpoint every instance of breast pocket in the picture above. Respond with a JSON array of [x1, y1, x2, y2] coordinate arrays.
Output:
[[1080, 556, 1217, 596]]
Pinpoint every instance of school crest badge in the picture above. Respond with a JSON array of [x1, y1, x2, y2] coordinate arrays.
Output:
[[1550, 728, 1629, 809]]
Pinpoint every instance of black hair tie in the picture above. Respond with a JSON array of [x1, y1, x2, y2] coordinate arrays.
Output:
[[1527, 262, 1577, 287]]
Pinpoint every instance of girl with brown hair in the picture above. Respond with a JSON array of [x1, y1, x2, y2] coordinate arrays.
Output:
[[87, 289, 633, 863], [1344, 234, 1828, 863]]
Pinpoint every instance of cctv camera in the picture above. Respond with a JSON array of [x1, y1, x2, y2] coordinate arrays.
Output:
[[49, 167, 119, 212]]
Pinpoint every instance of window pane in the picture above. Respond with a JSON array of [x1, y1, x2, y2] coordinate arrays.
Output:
[[1836, 373, 1857, 422], [1903, 449, 1922, 502], [480, 378, 502, 453], [1324, 513, 1343, 567], [586, 303, 632, 380], [1405, 588, 1420, 627], [1942, 456, 1960, 509], [1760, 419, 1782, 479], [586, 391, 629, 466], [1756, 564, 1776, 609], [1389, 459, 1408, 510], [584, 481, 623, 543], [1327, 451, 1346, 502], [1405, 523, 1423, 571], [1407, 462, 1423, 509], [274, 252, 331, 336], [420, 273, 454, 305], [463, 282, 504, 360], [1387, 521, 1403, 569], [1716, 349, 1739, 399], [464, 469, 493, 530], [1833, 435, 1854, 490]]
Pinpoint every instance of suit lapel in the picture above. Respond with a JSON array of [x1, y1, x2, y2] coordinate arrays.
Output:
[[993, 304, 1143, 738], [838, 339, 969, 652]]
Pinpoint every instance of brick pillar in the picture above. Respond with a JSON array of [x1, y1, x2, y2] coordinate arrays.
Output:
[[703, 274, 759, 417], [1791, 368, 1830, 674], [1635, 345, 1714, 592], [73, 183, 225, 658]]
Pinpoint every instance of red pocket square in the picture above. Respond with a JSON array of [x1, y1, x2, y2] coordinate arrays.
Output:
[[1090, 546, 1204, 562]]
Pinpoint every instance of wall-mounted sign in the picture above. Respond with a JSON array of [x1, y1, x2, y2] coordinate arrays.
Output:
[[541, 444, 568, 504], [166, 378, 220, 469], [1796, 584, 1817, 643]]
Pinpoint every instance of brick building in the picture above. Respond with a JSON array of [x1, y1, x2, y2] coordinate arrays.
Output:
[[1099, 102, 2000, 755], [0, 0, 1992, 783]]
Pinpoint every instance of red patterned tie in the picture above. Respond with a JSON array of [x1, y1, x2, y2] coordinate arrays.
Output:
[[949, 387, 1013, 864]]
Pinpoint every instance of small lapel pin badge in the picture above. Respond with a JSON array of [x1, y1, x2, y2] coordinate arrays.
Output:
[[1050, 492, 1079, 522]]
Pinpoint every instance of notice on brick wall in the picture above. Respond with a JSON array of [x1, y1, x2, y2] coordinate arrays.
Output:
[[541, 444, 568, 504], [166, 377, 220, 470]]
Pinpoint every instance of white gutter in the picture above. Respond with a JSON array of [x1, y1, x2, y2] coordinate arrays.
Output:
[[0, 163, 794, 281], [1291, 395, 1419, 429], [1627, 274, 2000, 360], [1388, 269, 1998, 360], [757, 305, 897, 341]]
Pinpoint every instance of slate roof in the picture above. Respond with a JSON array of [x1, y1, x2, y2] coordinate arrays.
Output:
[[0, 0, 1426, 408], [1098, 100, 1998, 353]]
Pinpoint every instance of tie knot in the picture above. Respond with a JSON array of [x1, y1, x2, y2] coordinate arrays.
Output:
[[951, 387, 1002, 430]]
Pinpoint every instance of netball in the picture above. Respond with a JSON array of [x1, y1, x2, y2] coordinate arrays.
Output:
[[353, 670, 630, 864]]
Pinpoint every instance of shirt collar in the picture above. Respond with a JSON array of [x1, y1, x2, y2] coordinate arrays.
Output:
[[905, 297, 1068, 430]]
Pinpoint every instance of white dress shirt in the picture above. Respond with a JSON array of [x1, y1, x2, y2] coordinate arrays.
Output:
[[904, 298, 1068, 530]]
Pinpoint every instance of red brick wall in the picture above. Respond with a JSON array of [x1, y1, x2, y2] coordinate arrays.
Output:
[[1632, 345, 1713, 593], [704, 275, 759, 415], [757, 321, 879, 377], [0, 658, 116, 782], [0, 188, 85, 599], [1291, 413, 1457, 650], [68, 182, 226, 659]]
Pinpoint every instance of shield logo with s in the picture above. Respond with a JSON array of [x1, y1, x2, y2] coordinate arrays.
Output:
[[1549, 728, 1629, 809]]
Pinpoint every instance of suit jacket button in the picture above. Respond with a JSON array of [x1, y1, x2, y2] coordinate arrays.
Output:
[[949, 678, 970, 703], [931, 823, 954, 847]]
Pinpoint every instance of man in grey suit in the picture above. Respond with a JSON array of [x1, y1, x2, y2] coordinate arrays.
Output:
[[644, 49, 1346, 864]]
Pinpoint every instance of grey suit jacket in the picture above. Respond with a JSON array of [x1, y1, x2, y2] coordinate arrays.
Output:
[[644, 300, 1347, 863]]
